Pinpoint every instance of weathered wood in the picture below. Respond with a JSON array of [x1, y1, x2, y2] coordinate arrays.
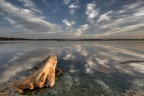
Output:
[[0, 55, 62, 95], [119, 60, 144, 64]]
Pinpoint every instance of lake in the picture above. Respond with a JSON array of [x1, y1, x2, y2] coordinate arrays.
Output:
[[0, 41, 144, 96]]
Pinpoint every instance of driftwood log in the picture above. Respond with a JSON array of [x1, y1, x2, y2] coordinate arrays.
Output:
[[0, 55, 62, 95]]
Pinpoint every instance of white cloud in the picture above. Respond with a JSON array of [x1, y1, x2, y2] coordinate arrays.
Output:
[[81, 24, 89, 31], [0, 0, 61, 33], [4, 17, 15, 24], [95, 23, 144, 38], [73, 24, 89, 36], [18, 0, 42, 14], [69, 10, 75, 15], [74, 28, 82, 36], [64, 0, 70, 5], [63, 19, 76, 28], [97, 15, 110, 23], [68, 3, 79, 15], [123, 1, 143, 10], [86, 2, 99, 23], [134, 9, 144, 16], [117, 1, 144, 15], [97, 11, 112, 23], [69, 4, 78, 9], [91, 1, 144, 39]]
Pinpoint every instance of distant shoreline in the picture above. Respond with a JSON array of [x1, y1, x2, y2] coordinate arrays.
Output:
[[0, 39, 144, 41], [0, 37, 144, 41]]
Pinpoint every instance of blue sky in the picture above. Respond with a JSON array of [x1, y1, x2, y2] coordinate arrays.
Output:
[[0, 0, 144, 39]]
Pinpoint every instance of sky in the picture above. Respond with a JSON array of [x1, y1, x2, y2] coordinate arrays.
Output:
[[0, 0, 144, 39]]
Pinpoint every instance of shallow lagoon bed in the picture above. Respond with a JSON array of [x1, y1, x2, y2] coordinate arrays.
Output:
[[0, 41, 144, 95]]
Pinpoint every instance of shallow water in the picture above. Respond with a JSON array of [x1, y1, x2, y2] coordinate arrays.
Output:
[[0, 41, 144, 96]]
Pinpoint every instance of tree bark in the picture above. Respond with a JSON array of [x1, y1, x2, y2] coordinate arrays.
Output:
[[0, 55, 62, 95]]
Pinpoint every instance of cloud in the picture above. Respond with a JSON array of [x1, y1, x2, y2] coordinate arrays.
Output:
[[117, 1, 144, 16], [134, 9, 144, 16], [68, 3, 79, 15], [89, 1, 144, 38], [69, 4, 78, 9], [4, 17, 15, 24], [95, 23, 144, 38], [18, 0, 42, 14], [97, 11, 112, 23], [63, 19, 76, 28], [0, 0, 61, 33], [74, 28, 82, 36], [122, 1, 143, 10], [42, 0, 49, 8], [73, 24, 89, 36], [64, 0, 70, 5], [0, 0, 144, 39], [86, 2, 99, 23], [61, 1, 143, 39], [81, 24, 89, 31]]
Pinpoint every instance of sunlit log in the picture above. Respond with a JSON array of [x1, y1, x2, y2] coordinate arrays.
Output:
[[0, 55, 62, 95]]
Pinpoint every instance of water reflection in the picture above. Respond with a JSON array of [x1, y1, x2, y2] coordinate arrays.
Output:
[[0, 41, 144, 95]]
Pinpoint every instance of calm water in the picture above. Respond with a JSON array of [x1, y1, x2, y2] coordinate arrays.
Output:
[[0, 41, 144, 96]]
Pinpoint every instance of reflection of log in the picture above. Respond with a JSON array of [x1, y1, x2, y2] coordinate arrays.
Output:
[[0, 55, 62, 95]]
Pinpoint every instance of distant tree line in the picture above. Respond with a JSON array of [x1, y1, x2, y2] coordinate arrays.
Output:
[[0, 37, 143, 41]]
